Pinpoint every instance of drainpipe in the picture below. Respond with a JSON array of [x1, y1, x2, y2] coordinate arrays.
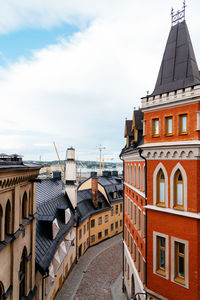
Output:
[[42, 272, 49, 300], [138, 149, 147, 300], [119, 152, 125, 293]]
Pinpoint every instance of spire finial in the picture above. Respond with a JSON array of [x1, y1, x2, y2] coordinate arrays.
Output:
[[171, 0, 186, 26]]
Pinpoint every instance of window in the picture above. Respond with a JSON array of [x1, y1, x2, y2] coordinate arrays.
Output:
[[171, 237, 188, 288], [157, 170, 165, 206], [179, 114, 188, 134], [113, 192, 117, 199], [84, 241, 86, 249], [91, 235, 95, 242], [165, 116, 173, 136], [98, 217, 102, 225], [115, 221, 118, 229], [84, 224, 86, 234], [98, 232, 102, 239], [87, 238, 89, 245], [5, 200, 11, 235], [131, 236, 133, 255], [79, 229, 82, 240], [120, 203, 123, 212], [105, 215, 108, 223], [143, 213, 146, 238], [120, 219, 122, 227], [174, 170, 184, 209], [127, 231, 130, 247], [138, 250, 141, 273], [105, 229, 108, 236], [19, 247, 27, 300], [134, 165, 136, 186], [134, 204, 137, 225], [152, 118, 159, 137], [111, 223, 114, 231], [156, 236, 165, 275], [134, 243, 137, 262], [87, 222, 89, 231], [91, 219, 95, 228], [111, 207, 114, 216], [128, 198, 130, 215], [138, 166, 141, 189], [138, 209, 141, 231], [131, 165, 133, 185], [131, 201, 133, 221], [115, 205, 118, 214]]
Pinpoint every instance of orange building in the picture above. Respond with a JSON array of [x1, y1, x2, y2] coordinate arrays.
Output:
[[121, 4, 200, 300]]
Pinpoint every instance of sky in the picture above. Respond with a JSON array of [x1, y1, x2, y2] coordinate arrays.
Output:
[[0, 0, 200, 162]]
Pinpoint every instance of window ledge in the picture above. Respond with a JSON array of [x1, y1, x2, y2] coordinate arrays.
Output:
[[156, 269, 166, 277], [174, 276, 185, 286]]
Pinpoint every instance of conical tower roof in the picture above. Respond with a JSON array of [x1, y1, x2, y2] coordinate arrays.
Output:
[[151, 20, 200, 96]]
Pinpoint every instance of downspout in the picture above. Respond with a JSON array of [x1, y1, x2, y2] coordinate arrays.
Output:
[[138, 149, 147, 300], [119, 152, 125, 293], [42, 272, 49, 300]]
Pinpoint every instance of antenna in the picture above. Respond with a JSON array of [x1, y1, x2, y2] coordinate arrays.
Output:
[[171, 0, 186, 27]]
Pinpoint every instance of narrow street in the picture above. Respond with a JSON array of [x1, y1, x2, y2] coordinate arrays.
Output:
[[56, 233, 126, 300]]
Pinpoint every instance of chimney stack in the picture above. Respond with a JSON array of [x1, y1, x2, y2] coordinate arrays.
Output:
[[65, 147, 77, 209], [91, 176, 98, 208]]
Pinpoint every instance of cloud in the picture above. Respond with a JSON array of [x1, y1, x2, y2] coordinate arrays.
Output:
[[0, 0, 200, 160]]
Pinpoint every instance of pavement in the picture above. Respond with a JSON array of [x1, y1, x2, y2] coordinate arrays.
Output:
[[56, 233, 126, 300]]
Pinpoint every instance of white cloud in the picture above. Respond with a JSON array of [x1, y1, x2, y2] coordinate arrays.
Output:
[[0, 0, 200, 160]]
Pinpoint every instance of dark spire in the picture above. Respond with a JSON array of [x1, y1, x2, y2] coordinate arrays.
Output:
[[151, 10, 200, 97]]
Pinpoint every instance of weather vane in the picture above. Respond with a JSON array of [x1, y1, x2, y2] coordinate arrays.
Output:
[[171, 0, 186, 26]]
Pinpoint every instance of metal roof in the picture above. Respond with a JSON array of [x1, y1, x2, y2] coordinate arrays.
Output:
[[150, 20, 200, 96]]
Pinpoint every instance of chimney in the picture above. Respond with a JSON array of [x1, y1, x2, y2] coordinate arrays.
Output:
[[65, 147, 77, 209], [91, 176, 98, 208]]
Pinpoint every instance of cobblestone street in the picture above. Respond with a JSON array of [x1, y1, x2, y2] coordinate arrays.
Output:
[[56, 233, 126, 300]]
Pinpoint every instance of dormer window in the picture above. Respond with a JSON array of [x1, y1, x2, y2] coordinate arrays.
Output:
[[113, 192, 117, 199], [52, 218, 60, 239]]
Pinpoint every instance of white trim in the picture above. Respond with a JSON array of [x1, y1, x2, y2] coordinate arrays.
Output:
[[124, 242, 145, 295], [142, 120, 146, 136], [145, 205, 200, 219], [153, 231, 169, 280], [196, 111, 200, 130], [140, 140, 200, 149], [124, 182, 145, 198], [170, 163, 187, 211], [153, 162, 168, 207], [171, 237, 189, 289]]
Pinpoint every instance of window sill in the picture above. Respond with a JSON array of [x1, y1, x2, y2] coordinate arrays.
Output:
[[179, 132, 188, 136], [156, 203, 165, 208], [152, 135, 160, 138], [174, 276, 185, 286], [173, 205, 184, 211], [165, 133, 173, 137], [156, 269, 166, 277]]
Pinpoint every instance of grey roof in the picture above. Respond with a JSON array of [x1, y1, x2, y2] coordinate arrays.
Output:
[[134, 109, 143, 131], [125, 120, 134, 136], [36, 179, 75, 273], [98, 176, 123, 203], [77, 189, 110, 223], [150, 21, 200, 97]]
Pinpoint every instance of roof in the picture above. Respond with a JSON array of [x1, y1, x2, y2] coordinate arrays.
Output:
[[36, 179, 76, 273], [134, 109, 143, 131], [98, 176, 123, 203], [125, 120, 134, 137], [77, 189, 110, 223], [150, 21, 200, 97]]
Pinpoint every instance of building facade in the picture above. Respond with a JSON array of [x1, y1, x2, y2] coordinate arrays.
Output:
[[0, 154, 41, 300], [122, 6, 200, 300]]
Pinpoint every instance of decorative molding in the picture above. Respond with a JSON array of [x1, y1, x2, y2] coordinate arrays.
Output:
[[124, 182, 145, 199], [141, 85, 200, 112], [145, 205, 200, 219]]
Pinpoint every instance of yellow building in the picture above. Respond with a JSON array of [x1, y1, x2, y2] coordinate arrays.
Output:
[[77, 171, 123, 259], [0, 154, 41, 300]]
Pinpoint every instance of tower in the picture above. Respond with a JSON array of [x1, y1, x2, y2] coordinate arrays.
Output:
[[140, 4, 200, 299], [65, 147, 77, 209]]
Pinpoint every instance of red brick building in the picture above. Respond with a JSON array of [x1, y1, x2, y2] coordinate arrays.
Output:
[[121, 5, 200, 300]]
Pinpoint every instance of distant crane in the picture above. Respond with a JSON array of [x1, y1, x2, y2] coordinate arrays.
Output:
[[53, 141, 64, 172], [91, 145, 106, 170]]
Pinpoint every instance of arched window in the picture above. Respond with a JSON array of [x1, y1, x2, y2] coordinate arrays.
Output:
[[143, 166, 146, 192], [0, 205, 3, 241], [138, 166, 141, 189], [19, 247, 27, 299], [0, 281, 5, 300], [5, 200, 11, 235], [22, 192, 28, 220], [174, 170, 184, 209], [134, 165, 136, 187], [157, 170, 165, 206]]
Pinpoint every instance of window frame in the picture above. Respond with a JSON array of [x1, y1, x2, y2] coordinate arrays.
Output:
[[174, 170, 184, 210], [165, 116, 173, 136], [179, 114, 188, 135], [157, 169, 165, 207], [153, 231, 169, 279], [152, 118, 160, 137]]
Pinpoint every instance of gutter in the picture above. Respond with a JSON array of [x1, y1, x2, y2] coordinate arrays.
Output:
[[138, 148, 147, 300], [119, 152, 125, 293]]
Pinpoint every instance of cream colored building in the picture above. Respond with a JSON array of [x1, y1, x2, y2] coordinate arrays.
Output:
[[0, 154, 41, 300]]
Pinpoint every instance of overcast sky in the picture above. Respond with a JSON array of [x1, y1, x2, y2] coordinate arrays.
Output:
[[0, 0, 200, 162]]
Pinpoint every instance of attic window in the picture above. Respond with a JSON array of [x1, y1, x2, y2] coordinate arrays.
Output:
[[113, 192, 117, 199], [52, 218, 60, 239], [65, 208, 71, 224]]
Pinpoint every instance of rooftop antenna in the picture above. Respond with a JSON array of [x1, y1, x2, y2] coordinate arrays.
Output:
[[171, 0, 186, 27]]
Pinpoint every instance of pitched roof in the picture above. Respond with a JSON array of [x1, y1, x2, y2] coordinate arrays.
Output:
[[124, 120, 134, 137], [151, 21, 200, 96], [36, 179, 76, 273], [133, 109, 143, 131]]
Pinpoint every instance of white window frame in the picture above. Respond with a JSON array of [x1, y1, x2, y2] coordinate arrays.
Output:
[[170, 163, 187, 211], [171, 237, 189, 289], [143, 212, 146, 238], [153, 231, 169, 280], [153, 162, 168, 207]]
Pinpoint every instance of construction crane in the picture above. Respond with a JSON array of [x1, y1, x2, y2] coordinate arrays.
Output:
[[53, 141, 64, 172], [92, 145, 106, 170]]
